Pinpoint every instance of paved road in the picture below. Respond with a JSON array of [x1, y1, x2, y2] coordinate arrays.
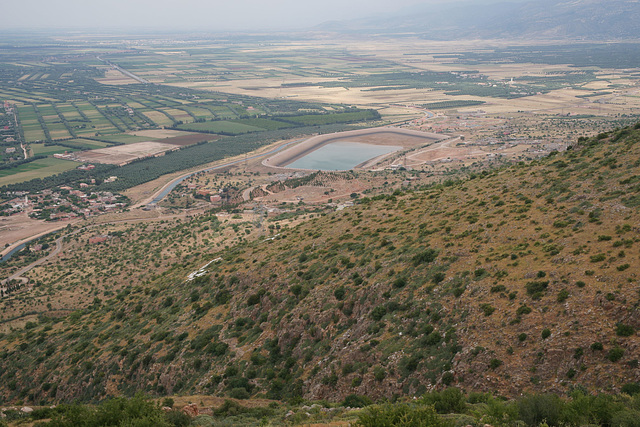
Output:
[[96, 56, 150, 84]]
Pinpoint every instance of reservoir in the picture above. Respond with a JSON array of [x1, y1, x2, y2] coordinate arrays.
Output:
[[287, 141, 401, 171]]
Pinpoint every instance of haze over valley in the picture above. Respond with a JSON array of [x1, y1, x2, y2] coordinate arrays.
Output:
[[2, 1, 640, 425]]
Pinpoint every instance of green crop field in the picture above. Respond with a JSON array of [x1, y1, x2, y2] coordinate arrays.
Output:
[[142, 111, 174, 126], [183, 106, 215, 119], [206, 106, 238, 119], [30, 143, 78, 156], [233, 118, 294, 130], [282, 110, 380, 126], [63, 139, 111, 149], [97, 134, 154, 144], [177, 120, 264, 135], [0, 157, 77, 186], [23, 128, 46, 142]]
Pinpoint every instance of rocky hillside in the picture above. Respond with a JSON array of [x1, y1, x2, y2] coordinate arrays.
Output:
[[2, 125, 640, 404]]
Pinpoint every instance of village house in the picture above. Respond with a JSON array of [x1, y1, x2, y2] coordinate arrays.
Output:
[[88, 235, 109, 244]]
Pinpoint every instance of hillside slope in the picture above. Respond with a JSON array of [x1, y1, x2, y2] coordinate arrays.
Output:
[[2, 125, 640, 404], [325, 0, 640, 40]]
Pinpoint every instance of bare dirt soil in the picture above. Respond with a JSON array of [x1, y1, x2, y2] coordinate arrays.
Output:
[[0, 212, 72, 257], [74, 141, 180, 165], [128, 129, 194, 139]]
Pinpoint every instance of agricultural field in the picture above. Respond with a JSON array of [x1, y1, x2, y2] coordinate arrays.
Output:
[[177, 120, 270, 135], [0, 157, 77, 186], [96, 134, 155, 144], [61, 139, 112, 150], [1, 34, 639, 196], [29, 143, 77, 156]]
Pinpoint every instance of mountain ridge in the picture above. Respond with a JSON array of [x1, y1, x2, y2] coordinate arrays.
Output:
[[320, 0, 640, 40], [2, 123, 640, 404]]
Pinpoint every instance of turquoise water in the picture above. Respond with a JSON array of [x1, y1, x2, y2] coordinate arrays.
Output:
[[287, 141, 401, 171]]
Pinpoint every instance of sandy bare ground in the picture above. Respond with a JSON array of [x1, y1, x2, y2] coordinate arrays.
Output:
[[263, 127, 444, 169], [0, 213, 73, 258], [408, 138, 483, 163], [74, 141, 180, 165], [127, 129, 193, 139]]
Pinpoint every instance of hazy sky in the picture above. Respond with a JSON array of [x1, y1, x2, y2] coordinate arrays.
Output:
[[3, 0, 519, 32]]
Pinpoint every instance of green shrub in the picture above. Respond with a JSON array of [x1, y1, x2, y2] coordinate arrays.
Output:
[[608, 346, 625, 362], [467, 392, 490, 404], [215, 290, 232, 305], [526, 281, 549, 299], [47, 394, 170, 427], [611, 410, 640, 427], [541, 329, 551, 339], [229, 387, 250, 399], [516, 305, 532, 316], [356, 403, 450, 427], [442, 372, 455, 386], [473, 268, 488, 280], [489, 359, 503, 370], [621, 383, 640, 395], [432, 272, 446, 284], [422, 388, 466, 414], [393, 277, 408, 288], [557, 289, 569, 303], [517, 393, 562, 427], [413, 248, 439, 266], [373, 366, 386, 382], [480, 303, 495, 316], [616, 323, 635, 337], [371, 306, 387, 321], [452, 287, 465, 297], [164, 410, 191, 427], [213, 399, 248, 417], [343, 394, 373, 408]]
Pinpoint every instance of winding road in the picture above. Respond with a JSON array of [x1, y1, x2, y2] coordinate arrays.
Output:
[[1, 236, 63, 288], [1, 211, 198, 289], [141, 137, 305, 207]]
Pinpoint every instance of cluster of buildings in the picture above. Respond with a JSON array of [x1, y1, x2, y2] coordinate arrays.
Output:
[[1, 102, 17, 146], [186, 183, 223, 204], [1, 186, 128, 221]]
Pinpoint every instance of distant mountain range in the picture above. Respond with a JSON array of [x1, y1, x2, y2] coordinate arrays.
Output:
[[321, 0, 640, 40]]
